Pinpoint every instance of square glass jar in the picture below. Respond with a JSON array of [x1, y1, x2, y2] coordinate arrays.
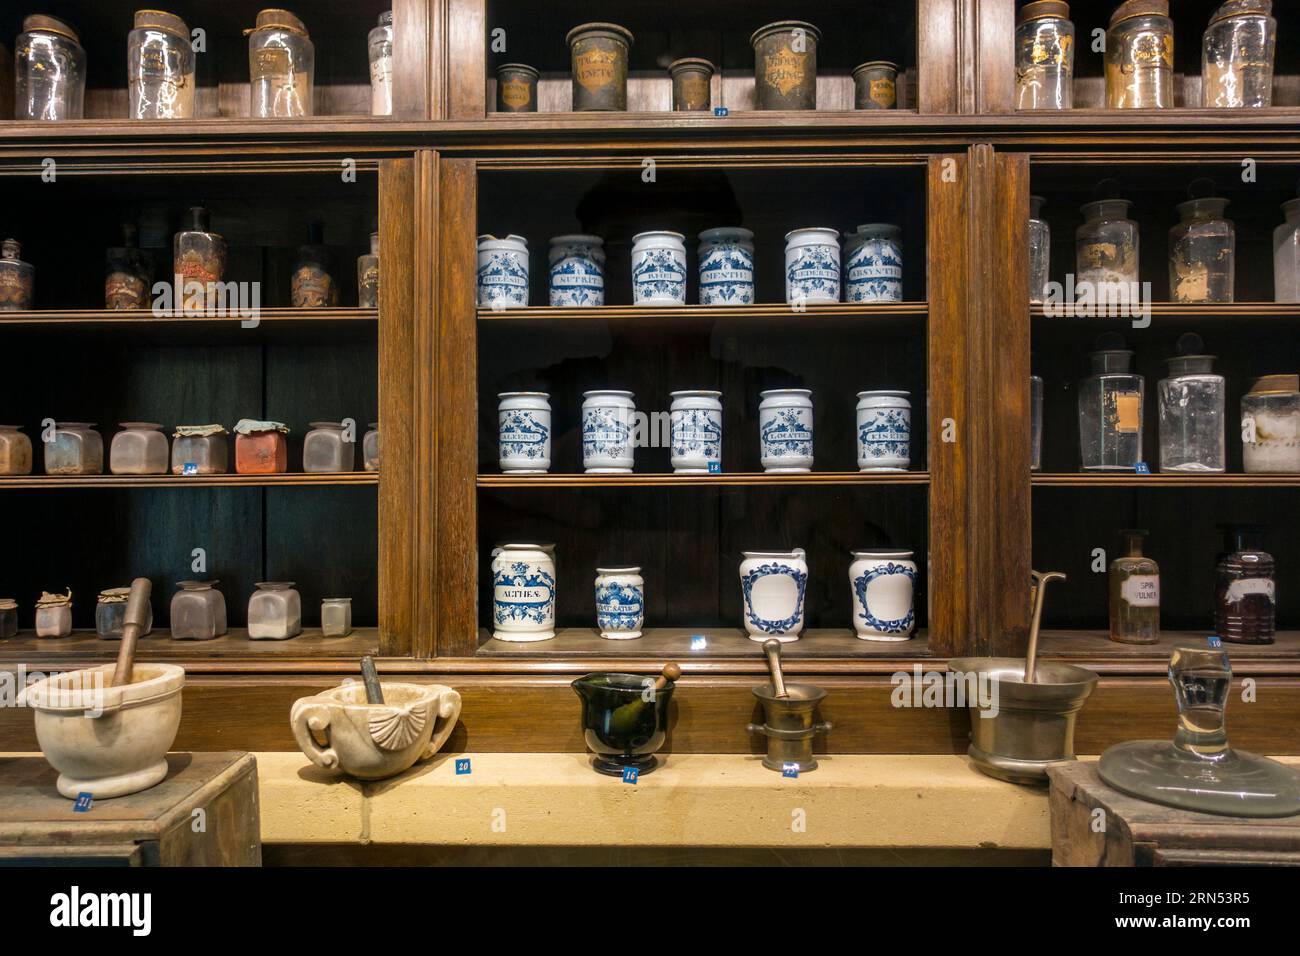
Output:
[[302, 421, 355, 473], [0, 425, 33, 475], [248, 582, 302, 640], [363, 422, 379, 472], [0, 599, 18, 639], [171, 425, 230, 475], [170, 580, 227, 640], [321, 597, 352, 637], [109, 422, 169, 475], [95, 587, 154, 640], [233, 420, 289, 474], [44, 423, 103, 476]]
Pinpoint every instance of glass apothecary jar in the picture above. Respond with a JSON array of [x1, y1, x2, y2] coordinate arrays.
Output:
[[44, 423, 103, 476], [1077, 198, 1139, 304], [1109, 529, 1160, 644], [321, 597, 352, 637], [1016, 1, 1074, 111], [106, 223, 153, 310], [0, 599, 17, 640], [1170, 196, 1234, 303], [128, 10, 195, 120], [1242, 374, 1300, 473], [363, 422, 380, 472], [248, 8, 314, 118], [109, 422, 169, 476], [368, 11, 393, 117], [1078, 340, 1144, 471], [248, 582, 302, 640], [0, 240, 35, 311], [1274, 197, 1300, 303], [1158, 336, 1224, 473], [174, 207, 226, 313], [1106, 0, 1174, 109], [171, 580, 227, 640], [1203, 0, 1276, 109], [1030, 375, 1044, 471], [96, 587, 153, 640], [291, 223, 337, 307], [303, 421, 355, 473], [171, 425, 229, 475], [358, 231, 379, 308], [234, 420, 289, 474], [35, 590, 72, 638], [0, 425, 33, 476], [1029, 196, 1051, 303], [15, 15, 86, 121], [1215, 526, 1275, 645]]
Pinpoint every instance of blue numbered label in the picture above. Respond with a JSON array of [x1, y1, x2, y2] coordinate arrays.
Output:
[[455, 758, 472, 775], [782, 763, 799, 779], [622, 766, 639, 785], [1134, 461, 1151, 475], [74, 793, 94, 813]]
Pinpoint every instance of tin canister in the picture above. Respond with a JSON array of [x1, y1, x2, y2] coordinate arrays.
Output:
[[566, 22, 633, 111], [496, 63, 539, 112], [750, 20, 820, 111], [669, 57, 714, 111], [852, 61, 899, 110]]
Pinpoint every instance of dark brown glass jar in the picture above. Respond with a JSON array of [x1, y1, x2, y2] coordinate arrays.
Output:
[[106, 222, 154, 310], [496, 63, 539, 112], [1215, 526, 1275, 645], [669, 58, 714, 111]]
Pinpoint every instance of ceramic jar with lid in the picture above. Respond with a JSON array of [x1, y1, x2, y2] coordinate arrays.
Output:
[[1170, 195, 1234, 303], [303, 421, 355, 473], [110, 423, 169, 476], [698, 228, 755, 306], [15, 15, 86, 120], [363, 422, 380, 472], [852, 61, 899, 110], [582, 390, 636, 474], [0, 426, 33, 476], [171, 581, 227, 640], [857, 391, 911, 472], [321, 597, 352, 637], [740, 550, 808, 642], [368, 11, 394, 116], [1203, 0, 1276, 109], [248, 582, 302, 640], [750, 20, 819, 110], [171, 425, 229, 475], [491, 544, 556, 642], [128, 9, 195, 120], [631, 231, 687, 306], [477, 234, 529, 309], [96, 587, 154, 640], [1273, 196, 1300, 302], [1015, 1, 1074, 111], [234, 420, 289, 474], [358, 231, 380, 308], [499, 392, 551, 474], [669, 58, 714, 111], [785, 228, 840, 304], [845, 224, 903, 302], [0, 599, 17, 640], [594, 568, 644, 640], [0, 240, 35, 310], [44, 423, 103, 476], [566, 23, 633, 111], [496, 63, 539, 112], [248, 8, 315, 118], [106, 223, 153, 310], [849, 550, 917, 641], [35, 590, 73, 638], [1242, 375, 1300, 473], [759, 389, 814, 473], [1105, 0, 1174, 110], [670, 390, 723, 474], [548, 235, 605, 307]]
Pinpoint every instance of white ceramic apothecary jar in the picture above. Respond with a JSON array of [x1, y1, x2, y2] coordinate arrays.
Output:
[[759, 388, 814, 473], [476, 234, 529, 309], [498, 392, 552, 474], [784, 227, 840, 304], [856, 390, 911, 472], [594, 567, 644, 640], [491, 543, 556, 642], [548, 234, 605, 307], [631, 231, 687, 306], [844, 224, 903, 302], [739, 549, 808, 642], [582, 389, 636, 473], [849, 549, 917, 641], [670, 390, 723, 474], [698, 227, 755, 306]]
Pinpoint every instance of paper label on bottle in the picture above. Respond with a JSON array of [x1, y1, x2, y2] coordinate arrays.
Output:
[[1225, 578, 1275, 604], [1114, 392, 1141, 433], [1122, 575, 1160, 607]]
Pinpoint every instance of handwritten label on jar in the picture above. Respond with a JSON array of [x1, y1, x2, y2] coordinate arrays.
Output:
[[764, 48, 807, 95], [869, 78, 896, 107], [678, 74, 709, 109], [1225, 579, 1275, 604], [575, 49, 618, 92], [1122, 575, 1160, 607], [1114, 392, 1141, 433], [500, 79, 531, 109]]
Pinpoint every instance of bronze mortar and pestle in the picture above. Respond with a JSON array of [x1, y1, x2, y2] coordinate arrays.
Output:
[[747, 639, 831, 773]]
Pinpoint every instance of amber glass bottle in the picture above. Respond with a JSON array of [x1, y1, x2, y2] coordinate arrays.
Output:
[[1109, 529, 1160, 644]]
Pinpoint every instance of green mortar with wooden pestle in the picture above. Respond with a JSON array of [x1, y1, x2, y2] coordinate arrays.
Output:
[[572, 662, 680, 776]]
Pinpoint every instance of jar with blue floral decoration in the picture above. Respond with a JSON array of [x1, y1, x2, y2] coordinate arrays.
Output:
[[739, 549, 808, 642], [844, 224, 903, 302], [849, 549, 917, 641], [594, 567, 644, 640], [856, 390, 911, 472], [784, 227, 840, 304], [670, 390, 723, 473], [582, 389, 636, 473], [548, 235, 605, 307], [759, 388, 814, 473], [697, 227, 755, 306], [498, 392, 551, 474], [631, 231, 687, 306], [491, 544, 556, 642], [477, 234, 529, 309]]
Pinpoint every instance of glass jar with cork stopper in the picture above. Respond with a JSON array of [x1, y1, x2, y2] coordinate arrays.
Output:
[[1202, 0, 1276, 109], [1157, 333, 1225, 473], [105, 223, 153, 310], [15, 15, 86, 121], [128, 9, 196, 120], [1078, 332, 1144, 471], [1215, 526, 1275, 645], [1015, 1, 1074, 111]]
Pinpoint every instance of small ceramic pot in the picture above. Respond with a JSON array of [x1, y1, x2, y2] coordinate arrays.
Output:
[[496, 62, 539, 112], [852, 60, 900, 110], [750, 20, 820, 110], [498, 392, 552, 474], [856, 390, 911, 472], [669, 57, 714, 111], [631, 231, 687, 306], [291, 681, 461, 781], [44, 423, 103, 476], [171, 580, 227, 640], [849, 549, 917, 641], [571, 672, 675, 775], [740, 549, 808, 642], [594, 567, 644, 640], [698, 227, 755, 306], [582, 389, 636, 473], [566, 22, 633, 111], [35, 594, 73, 638], [844, 224, 903, 302], [477, 234, 529, 309], [491, 543, 557, 642], [670, 390, 723, 473], [784, 227, 840, 304], [548, 234, 605, 307], [759, 388, 814, 473], [233, 420, 289, 475], [248, 582, 302, 641]]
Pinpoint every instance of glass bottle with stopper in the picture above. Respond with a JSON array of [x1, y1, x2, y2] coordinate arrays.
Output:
[[1109, 529, 1159, 645], [292, 222, 337, 307], [1076, 182, 1138, 306], [1169, 181, 1234, 304], [1078, 331, 1144, 471], [1275, 185, 1300, 303], [1158, 332, 1225, 473], [105, 223, 153, 310], [1215, 525, 1275, 645]]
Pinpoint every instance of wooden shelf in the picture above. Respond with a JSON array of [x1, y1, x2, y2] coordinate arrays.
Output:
[[0, 473, 379, 490], [479, 471, 928, 489], [0, 308, 377, 327], [1032, 302, 1299, 321], [1037, 629, 1300, 676], [1032, 473, 1300, 489], [478, 303, 927, 322]]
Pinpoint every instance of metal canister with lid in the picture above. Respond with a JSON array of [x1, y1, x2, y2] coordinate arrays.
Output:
[[750, 20, 820, 110], [668, 58, 714, 112], [566, 22, 633, 111], [495, 63, 539, 112], [852, 61, 899, 110], [1106, 0, 1174, 109], [1202, 0, 1276, 108], [1015, 1, 1074, 110]]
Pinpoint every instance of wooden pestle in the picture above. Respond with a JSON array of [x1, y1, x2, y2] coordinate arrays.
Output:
[[110, 577, 153, 687], [652, 662, 682, 692], [361, 655, 385, 704]]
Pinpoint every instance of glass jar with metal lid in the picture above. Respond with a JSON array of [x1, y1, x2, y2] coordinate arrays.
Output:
[[128, 9, 196, 119], [14, 15, 86, 121], [1015, 1, 1074, 111], [247, 8, 314, 118], [1106, 0, 1174, 109], [1202, 0, 1276, 109]]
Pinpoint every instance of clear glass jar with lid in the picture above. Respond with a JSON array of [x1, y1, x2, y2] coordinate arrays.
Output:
[[1241, 374, 1300, 473], [128, 9, 196, 119], [0, 425, 33, 476], [1157, 333, 1225, 473], [247, 8, 314, 118], [368, 11, 393, 116], [321, 597, 352, 637], [1203, 0, 1276, 109], [171, 425, 229, 475], [1076, 196, 1139, 305], [14, 15, 86, 120], [1015, 1, 1074, 111], [248, 582, 302, 640], [303, 421, 355, 472], [109, 422, 169, 475], [1169, 192, 1234, 303], [1274, 195, 1300, 303], [1105, 0, 1174, 109], [44, 423, 103, 476], [1078, 334, 1144, 471], [1029, 195, 1051, 303], [170, 581, 227, 640]]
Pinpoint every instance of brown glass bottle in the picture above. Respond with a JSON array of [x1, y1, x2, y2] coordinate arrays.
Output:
[[1109, 528, 1160, 644], [105, 222, 153, 310], [1215, 526, 1275, 645], [174, 206, 227, 313], [291, 221, 337, 307], [0, 239, 35, 310]]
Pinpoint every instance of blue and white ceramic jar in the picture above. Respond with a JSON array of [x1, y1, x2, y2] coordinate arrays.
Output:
[[477, 234, 529, 309], [739, 549, 808, 643], [784, 227, 840, 304], [759, 388, 814, 473], [697, 227, 755, 306], [594, 567, 644, 640], [844, 223, 903, 302], [849, 549, 916, 641], [498, 392, 551, 474], [670, 389, 723, 474], [631, 230, 687, 306], [856, 390, 911, 472], [491, 543, 556, 642], [582, 389, 636, 473], [548, 234, 605, 307]]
